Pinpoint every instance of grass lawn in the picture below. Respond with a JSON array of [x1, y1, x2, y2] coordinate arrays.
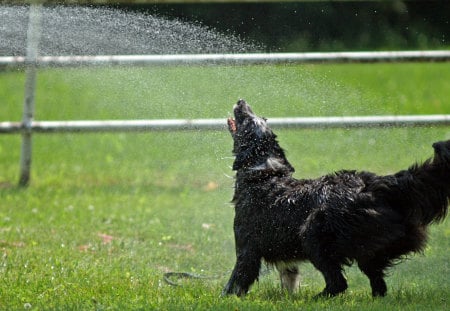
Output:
[[0, 63, 449, 310]]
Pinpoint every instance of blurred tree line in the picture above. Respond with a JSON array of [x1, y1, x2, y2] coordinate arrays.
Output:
[[123, 1, 449, 52]]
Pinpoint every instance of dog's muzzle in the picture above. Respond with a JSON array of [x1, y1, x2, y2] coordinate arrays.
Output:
[[228, 99, 249, 135]]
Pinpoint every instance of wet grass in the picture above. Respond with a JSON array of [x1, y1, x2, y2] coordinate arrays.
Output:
[[0, 63, 449, 310]]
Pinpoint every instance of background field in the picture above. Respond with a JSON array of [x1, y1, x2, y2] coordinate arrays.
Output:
[[1, 63, 450, 310]]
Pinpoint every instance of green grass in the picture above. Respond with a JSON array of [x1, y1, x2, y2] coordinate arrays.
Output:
[[1, 63, 450, 310]]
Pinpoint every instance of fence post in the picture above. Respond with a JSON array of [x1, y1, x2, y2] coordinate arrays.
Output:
[[18, 3, 42, 187]]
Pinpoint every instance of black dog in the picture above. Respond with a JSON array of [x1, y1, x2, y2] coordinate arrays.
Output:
[[222, 100, 449, 298]]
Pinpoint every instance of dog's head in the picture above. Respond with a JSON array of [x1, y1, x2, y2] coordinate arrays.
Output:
[[227, 99, 294, 174], [432, 140, 450, 167]]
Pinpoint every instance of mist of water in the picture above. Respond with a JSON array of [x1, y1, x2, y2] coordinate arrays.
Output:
[[0, 5, 261, 56]]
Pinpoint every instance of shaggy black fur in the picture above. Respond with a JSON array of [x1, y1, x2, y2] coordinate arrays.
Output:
[[222, 100, 450, 298]]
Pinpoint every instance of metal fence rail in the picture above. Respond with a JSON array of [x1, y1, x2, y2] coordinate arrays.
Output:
[[2, 115, 450, 134], [2, 50, 450, 68]]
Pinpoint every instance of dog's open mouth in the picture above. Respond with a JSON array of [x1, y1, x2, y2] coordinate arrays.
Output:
[[227, 117, 237, 134]]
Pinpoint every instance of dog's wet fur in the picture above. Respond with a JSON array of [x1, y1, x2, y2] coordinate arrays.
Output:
[[222, 100, 449, 298]]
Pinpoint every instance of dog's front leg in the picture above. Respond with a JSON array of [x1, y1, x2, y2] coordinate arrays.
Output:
[[222, 250, 261, 297]]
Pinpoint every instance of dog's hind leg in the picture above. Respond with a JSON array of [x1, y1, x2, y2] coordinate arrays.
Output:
[[275, 262, 301, 294], [310, 259, 348, 297], [357, 229, 426, 297], [358, 259, 388, 297], [358, 256, 389, 297]]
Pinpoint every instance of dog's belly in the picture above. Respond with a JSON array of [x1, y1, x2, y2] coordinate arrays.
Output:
[[264, 255, 307, 266], [259, 234, 308, 263]]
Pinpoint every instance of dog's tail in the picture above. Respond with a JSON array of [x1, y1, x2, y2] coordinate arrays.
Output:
[[368, 140, 450, 226]]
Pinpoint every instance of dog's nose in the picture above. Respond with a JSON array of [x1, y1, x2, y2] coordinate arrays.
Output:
[[237, 99, 246, 106]]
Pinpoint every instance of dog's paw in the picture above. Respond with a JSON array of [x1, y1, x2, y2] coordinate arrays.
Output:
[[222, 283, 247, 297]]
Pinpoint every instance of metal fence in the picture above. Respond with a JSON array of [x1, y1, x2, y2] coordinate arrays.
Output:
[[2, 50, 450, 68], [2, 4, 450, 186]]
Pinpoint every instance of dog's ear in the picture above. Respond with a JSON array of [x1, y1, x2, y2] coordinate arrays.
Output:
[[261, 157, 286, 171], [250, 157, 295, 174]]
